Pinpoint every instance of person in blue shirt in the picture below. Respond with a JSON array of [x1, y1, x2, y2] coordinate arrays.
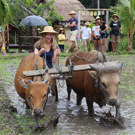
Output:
[[34, 26, 60, 69], [66, 10, 78, 53]]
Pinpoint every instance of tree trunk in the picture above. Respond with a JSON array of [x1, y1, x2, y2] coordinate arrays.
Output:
[[127, 31, 132, 51]]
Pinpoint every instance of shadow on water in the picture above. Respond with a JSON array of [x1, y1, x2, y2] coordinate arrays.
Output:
[[1, 55, 135, 135]]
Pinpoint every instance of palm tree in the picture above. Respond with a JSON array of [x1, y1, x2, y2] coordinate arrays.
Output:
[[112, 0, 135, 51], [0, 0, 12, 54]]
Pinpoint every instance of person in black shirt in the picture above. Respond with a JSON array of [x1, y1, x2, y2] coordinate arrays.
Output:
[[110, 14, 122, 52], [96, 16, 108, 52]]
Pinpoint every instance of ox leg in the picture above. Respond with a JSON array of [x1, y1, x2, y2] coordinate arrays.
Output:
[[116, 102, 121, 119], [54, 79, 58, 102], [76, 94, 83, 105], [86, 99, 94, 116], [25, 99, 30, 109], [67, 87, 71, 100]]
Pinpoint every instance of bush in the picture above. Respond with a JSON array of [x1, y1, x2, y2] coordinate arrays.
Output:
[[118, 36, 128, 51]]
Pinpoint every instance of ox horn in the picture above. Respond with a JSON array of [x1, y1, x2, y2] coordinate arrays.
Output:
[[118, 62, 123, 70], [90, 65, 99, 72], [44, 79, 49, 84], [28, 80, 33, 84]]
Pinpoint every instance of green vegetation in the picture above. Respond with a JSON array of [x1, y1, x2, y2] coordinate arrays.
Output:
[[1, 0, 63, 27], [0, 53, 27, 82], [79, 0, 118, 8]]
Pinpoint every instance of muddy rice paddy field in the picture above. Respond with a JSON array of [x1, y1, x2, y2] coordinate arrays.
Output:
[[0, 53, 135, 135]]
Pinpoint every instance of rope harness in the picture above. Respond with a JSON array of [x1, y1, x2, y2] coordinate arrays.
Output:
[[72, 51, 108, 99], [72, 54, 98, 63], [55, 44, 74, 87], [33, 49, 108, 99], [95, 79, 108, 98], [55, 59, 74, 88]]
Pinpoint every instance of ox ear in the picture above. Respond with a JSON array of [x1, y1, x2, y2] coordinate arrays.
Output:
[[88, 70, 97, 79], [17, 76, 29, 88]]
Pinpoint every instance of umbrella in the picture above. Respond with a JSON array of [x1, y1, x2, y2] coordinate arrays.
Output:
[[19, 15, 48, 26]]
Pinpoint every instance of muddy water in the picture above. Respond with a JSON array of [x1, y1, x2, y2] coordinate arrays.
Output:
[[2, 55, 135, 135]]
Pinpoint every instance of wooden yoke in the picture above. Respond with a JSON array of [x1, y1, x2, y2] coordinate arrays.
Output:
[[23, 62, 120, 79]]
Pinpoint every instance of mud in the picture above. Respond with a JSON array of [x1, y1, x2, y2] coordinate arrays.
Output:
[[0, 54, 135, 135]]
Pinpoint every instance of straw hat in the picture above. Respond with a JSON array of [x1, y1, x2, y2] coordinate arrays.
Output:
[[37, 28, 41, 31], [60, 28, 64, 31], [112, 14, 119, 19], [69, 10, 76, 15], [40, 26, 58, 34], [95, 16, 101, 21], [85, 21, 90, 26]]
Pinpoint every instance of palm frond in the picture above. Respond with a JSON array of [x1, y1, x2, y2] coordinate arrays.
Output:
[[119, 0, 130, 7]]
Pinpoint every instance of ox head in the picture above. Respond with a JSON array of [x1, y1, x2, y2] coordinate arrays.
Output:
[[89, 62, 123, 106], [17, 75, 50, 116]]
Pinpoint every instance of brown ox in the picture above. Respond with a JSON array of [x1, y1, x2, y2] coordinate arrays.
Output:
[[66, 50, 123, 118], [14, 53, 55, 119]]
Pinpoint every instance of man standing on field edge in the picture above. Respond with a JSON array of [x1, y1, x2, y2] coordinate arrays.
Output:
[[81, 21, 91, 52], [66, 10, 78, 53], [110, 14, 122, 52]]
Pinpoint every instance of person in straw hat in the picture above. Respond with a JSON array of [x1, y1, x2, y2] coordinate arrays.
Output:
[[37, 27, 41, 35], [96, 16, 108, 53], [66, 10, 78, 53], [81, 21, 91, 52], [110, 14, 122, 52], [92, 20, 101, 51], [58, 28, 68, 52], [34, 26, 60, 69]]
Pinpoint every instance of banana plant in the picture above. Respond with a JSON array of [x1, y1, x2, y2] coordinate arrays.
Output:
[[0, 0, 12, 54]]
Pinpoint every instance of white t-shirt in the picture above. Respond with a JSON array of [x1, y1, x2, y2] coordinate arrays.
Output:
[[92, 25, 100, 36], [81, 26, 91, 39]]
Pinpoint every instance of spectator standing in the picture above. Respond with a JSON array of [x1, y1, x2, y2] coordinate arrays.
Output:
[[66, 10, 78, 53], [96, 16, 108, 52], [81, 21, 91, 52], [110, 14, 122, 52], [37, 28, 41, 35], [58, 28, 68, 52], [92, 21, 101, 51]]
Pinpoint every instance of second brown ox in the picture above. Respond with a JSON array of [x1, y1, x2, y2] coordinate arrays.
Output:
[[66, 50, 123, 118]]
